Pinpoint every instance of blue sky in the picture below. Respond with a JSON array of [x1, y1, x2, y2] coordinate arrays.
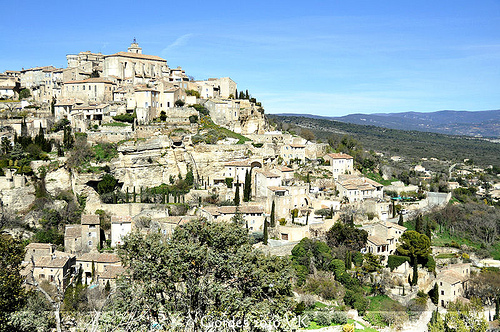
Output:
[[1, 0, 499, 116]]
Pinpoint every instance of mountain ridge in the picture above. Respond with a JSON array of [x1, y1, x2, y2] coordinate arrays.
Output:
[[274, 109, 500, 138]]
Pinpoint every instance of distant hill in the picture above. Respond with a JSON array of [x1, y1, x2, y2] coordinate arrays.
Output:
[[276, 110, 500, 138], [268, 114, 500, 166]]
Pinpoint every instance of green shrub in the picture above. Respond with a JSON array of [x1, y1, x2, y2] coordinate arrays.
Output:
[[113, 113, 135, 123], [387, 255, 410, 271], [314, 311, 331, 326], [331, 311, 348, 325]]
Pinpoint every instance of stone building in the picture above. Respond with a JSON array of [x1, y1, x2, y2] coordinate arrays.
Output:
[[336, 175, 384, 202], [31, 252, 75, 288], [24, 243, 55, 263], [111, 215, 133, 247], [64, 214, 101, 254], [324, 153, 354, 179], [81, 214, 101, 252], [76, 252, 121, 285], [103, 40, 168, 82], [361, 221, 407, 257], [62, 77, 116, 103]]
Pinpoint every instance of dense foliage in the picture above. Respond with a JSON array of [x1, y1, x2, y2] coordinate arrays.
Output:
[[114, 219, 294, 331]]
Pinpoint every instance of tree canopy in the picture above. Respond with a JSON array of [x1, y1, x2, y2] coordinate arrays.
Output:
[[326, 222, 368, 252], [396, 230, 431, 265], [115, 219, 294, 331]]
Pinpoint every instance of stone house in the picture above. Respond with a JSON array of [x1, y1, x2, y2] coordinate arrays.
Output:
[[134, 86, 160, 123], [81, 214, 101, 252], [324, 153, 354, 179], [437, 264, 471, 307], [205, 98, 241, 127], [97, 265, 126, 289], [253, 169, 282, 198], [361, 221, 407, 257], [111, 215, 133, 247], [32, 252, 75, 288], [274, 166, 295, 185], [76, 252, 121, 285], [64, 224, 82, 254], [280, 144, 306, 163], [24, 243, 56, 263], [64, 214, 101, 254], [336, 175, 384, 202], [196, 77, 237, 99], [62, 77, 116, 104], [201, 205, 265, 232], [223, 160, 260, 183]]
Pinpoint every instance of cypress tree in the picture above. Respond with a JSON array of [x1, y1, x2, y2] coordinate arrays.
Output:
[[126, 188, 129, 203], [234, 181, 240, 206], [429, 283, 439, 305], [426, 222, 432, 241], [243, 170, 251, 202], [398, 213, 404, 226], [133, 187, 136, 203], [415, 215, 425, 234], [270, 201, 276, 227], [263, 217, 268, 245], [494, 297, 500, 320]]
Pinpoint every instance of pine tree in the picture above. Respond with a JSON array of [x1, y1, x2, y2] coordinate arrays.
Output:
[[263, 217, 268, 245], [398, 213, 404, 226], [270, 201, 276, 227], [234, 181, 240, 206]]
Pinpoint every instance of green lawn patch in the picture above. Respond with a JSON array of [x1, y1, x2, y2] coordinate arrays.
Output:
[[363, 172, 398, 186], [314, 301, 327, 309], [200, 115, 251, 144], [365, 295, 405, 328], [431, 229, 481, 249]]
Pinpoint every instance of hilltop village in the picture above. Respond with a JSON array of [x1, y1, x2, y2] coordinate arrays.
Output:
[[1, 41, 500, 331]]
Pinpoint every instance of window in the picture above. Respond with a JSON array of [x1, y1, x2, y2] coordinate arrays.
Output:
[[88, 240, 92, 246], [441, 290, 444, 295]]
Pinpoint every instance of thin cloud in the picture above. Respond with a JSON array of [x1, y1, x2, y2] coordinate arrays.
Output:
[[161, 34, 194, 56]]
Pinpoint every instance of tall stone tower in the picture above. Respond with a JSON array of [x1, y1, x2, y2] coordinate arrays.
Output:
[[128, 38, 142, 54]]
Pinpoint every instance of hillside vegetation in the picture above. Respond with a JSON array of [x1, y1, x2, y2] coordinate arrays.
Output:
[[269, 115, 500, 166]]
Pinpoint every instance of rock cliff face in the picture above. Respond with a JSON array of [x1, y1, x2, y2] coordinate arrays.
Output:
[[45, 167, 72, 196], [0, 186, 35, 212]]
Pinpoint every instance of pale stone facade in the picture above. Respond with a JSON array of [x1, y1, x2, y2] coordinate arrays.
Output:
[[324, 153, 354, 179]]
